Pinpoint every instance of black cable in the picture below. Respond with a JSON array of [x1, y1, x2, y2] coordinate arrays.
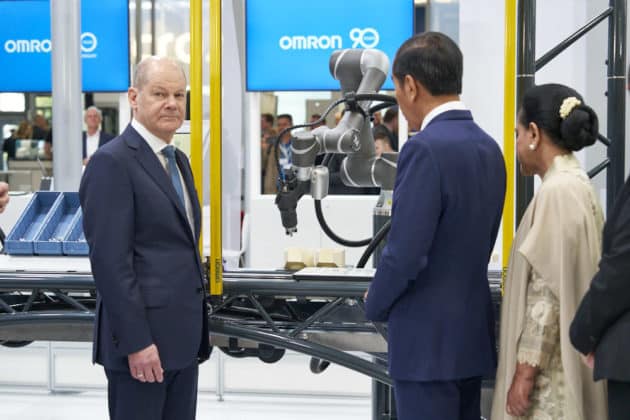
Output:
[[356, 219, 392, 268], [354, 93, 397, 104], [314, 199, 371, 247], [369, 102, 397, 116]]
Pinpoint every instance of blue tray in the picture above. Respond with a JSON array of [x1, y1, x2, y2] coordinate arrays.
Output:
[[62, 211, 89, 256], [5, 192, 61, 255], [34, 192, 81, 255]]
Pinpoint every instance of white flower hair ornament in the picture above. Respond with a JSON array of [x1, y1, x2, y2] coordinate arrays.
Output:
[[559, 96, 582, 120]]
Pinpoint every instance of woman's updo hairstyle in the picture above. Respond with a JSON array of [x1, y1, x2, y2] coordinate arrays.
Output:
[[519, 83, 598, 152]]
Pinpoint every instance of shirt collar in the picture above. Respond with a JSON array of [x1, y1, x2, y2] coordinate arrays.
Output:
[[420, 100, 467, 131], [131, 118, 170, 154]]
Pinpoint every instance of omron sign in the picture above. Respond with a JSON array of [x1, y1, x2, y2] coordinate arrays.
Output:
[[246, 0, 413, 91], [4, 33, 98, 55], [0, 1, 129, 92]]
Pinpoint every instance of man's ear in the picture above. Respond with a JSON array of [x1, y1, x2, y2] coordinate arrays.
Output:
[[127, 87, 138, 110], [404, 74, 418, 102]]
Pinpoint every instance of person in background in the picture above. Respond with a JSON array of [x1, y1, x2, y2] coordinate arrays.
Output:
[[262, 113, 294, 194], [260, 113, 276, 147], [372, 110, 383, 127], [491, 84, 607, 420], [82, 106, 115, 165], [4, 120, 33, 160], [43, 129, 53, 160], [260, 113, 276, 191], [373, 105, 399, 151], [0, 182, 9, 213], [309, 113, 327, 129], [364, 32, 506, 420], [374, 133, 394, 157], [32, 114, 50, 140], [80, 56, 210, 420], [0, 128, 15, 170]]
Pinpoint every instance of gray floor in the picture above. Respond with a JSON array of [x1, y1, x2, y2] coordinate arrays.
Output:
[[0, 389, 370, 420]]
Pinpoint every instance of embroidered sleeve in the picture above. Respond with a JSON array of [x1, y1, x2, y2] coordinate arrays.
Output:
[[516, 269, 560, 370]]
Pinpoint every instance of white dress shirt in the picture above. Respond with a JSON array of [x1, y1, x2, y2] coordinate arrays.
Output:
[[85, 130, 100, 158], [131, 119, 194, 233], [420, 100, 468, 131]]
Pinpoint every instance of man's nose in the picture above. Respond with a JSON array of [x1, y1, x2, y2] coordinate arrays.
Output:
[[165, 94, 178, 107]]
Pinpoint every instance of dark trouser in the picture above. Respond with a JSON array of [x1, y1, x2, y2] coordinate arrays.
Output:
[[105, 362, 198, 420], [608, 380, 630, 420], [393, 377, 481, 420]]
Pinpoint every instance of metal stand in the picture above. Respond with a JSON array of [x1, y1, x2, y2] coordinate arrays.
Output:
[[371, 199, 397, 419]]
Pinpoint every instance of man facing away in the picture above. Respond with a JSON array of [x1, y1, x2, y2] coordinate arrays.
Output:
[[365, 32, 506, 420], [82, 105, 115, 164], [80, 56, 210, 420]]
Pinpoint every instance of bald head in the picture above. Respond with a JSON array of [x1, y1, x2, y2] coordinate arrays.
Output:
[[133, 57, 187, 90], [128, 56, 188, 142]]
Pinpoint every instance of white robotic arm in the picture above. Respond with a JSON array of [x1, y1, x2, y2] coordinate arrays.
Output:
[[275, 49, 398, 235]]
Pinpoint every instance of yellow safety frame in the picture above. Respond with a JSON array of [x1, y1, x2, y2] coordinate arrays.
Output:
[[189, 0, 223, 296], [190, 0, 203, 252], [502, 0, 516, 285], [208, 0, 223, 296]]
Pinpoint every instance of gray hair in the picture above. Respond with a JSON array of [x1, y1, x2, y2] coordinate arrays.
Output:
[[85, 105, 102, 119], [132, 56, 187, 90]]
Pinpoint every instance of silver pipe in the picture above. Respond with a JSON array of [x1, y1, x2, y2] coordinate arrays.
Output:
[[50, 0, 83, 191]]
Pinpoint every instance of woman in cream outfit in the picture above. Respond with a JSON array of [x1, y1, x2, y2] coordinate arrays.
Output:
[[491, 84, 607, 420]]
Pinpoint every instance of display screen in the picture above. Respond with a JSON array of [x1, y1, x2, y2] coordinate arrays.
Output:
[[0, 0, 130, 92], [246, 0, 414, 91]]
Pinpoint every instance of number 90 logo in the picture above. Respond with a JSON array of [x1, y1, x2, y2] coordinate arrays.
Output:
[[349, 28, 380, 49]]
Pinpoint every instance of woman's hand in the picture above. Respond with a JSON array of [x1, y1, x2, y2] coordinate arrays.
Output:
[[506, 362, 538, 417]]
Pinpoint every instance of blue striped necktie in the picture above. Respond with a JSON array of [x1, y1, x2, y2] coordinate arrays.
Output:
[[161, 145, 186, 207]]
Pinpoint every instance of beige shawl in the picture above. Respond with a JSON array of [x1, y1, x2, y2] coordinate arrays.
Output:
[[491, 154, 608, 420]]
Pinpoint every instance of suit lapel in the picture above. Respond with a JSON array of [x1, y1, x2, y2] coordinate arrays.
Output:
[[123, 126, 191, 236]]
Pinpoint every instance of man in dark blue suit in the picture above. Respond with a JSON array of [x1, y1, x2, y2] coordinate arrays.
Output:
[[82, 106, 115, 164], [570, 171, 630, 420], [365, 32, 506, 420], [80, 57, 210, 420]]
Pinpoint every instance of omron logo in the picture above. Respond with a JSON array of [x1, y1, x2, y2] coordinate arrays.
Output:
[[279, 27, 380, 51], [4, 39, 51, 53], [80, 32, 98, 53], [4, 32, 98, 55], [279, 34, 342, 51]]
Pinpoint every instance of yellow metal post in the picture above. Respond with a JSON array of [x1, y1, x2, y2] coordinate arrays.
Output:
[[189, 0, 203, 255], [209, 0, 223, 296], [502, 0, 516, 287]]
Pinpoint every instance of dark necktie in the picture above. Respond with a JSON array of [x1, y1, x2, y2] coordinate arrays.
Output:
[[161, 145, 186, 208]]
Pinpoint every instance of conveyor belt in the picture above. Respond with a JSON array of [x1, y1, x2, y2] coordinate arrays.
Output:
[[0, 265, 503, 386]]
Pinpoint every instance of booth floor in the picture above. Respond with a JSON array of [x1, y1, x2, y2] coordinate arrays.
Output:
[[0, 389, 370, 419]]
